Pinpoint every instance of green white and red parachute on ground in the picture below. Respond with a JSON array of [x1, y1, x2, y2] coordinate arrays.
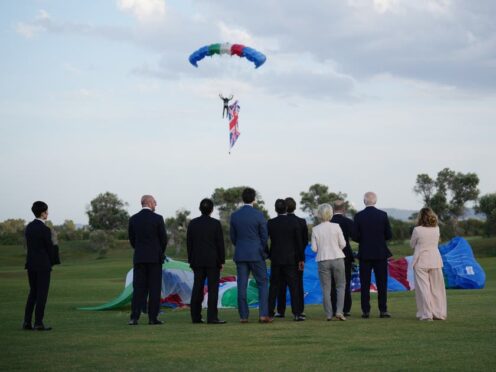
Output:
[[79, 237, 485, 311]]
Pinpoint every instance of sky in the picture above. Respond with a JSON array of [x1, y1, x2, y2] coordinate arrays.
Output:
[[0, 0, 495, 224]]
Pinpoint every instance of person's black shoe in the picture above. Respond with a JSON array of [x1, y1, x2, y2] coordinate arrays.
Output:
[[361, 312, 370, 319], [294, 315, 305, 322], [128, 319, 138, 326], [22, 322, 33, 330], [344, 312, 351, 317], [33, 324, 52, 331], [148, 319, 164, 325], [207, 319, 226, 324], [274, 313, 285, 318], [192, 319, 205, 324], [380, 312, 392, 318]]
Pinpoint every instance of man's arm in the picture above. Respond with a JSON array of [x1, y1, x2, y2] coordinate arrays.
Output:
[[216, 221, 226, 265], [158, 217, 167, 255], [128, 219, 135, 249], [229, 216, 237, 245], [258, 216, 268, 249], [186, 223, 193, 264], [351, 215, 360, 242], [384, 213, 393, 241]]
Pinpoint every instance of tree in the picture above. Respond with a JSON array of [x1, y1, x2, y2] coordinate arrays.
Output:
[[476, 193, 496, 236], [54, 220, 82, 241], [86, 192, 129, 231], [86, 192, 129, 258], [0, 219, 26, 245], [300, 184, 352, 224], [211, 186, 268, 256], [165, 209, 191, 256], [413, 168, 480, 237]]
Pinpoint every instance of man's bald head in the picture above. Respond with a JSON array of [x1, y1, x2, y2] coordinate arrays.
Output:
[[363, 192, 377, 207], [141, 195, 157, 211]]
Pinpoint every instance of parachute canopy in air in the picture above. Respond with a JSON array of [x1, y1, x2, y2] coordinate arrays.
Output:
[[189, 43, 267, 69]]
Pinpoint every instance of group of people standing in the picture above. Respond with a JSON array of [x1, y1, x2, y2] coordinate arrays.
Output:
[[21, 190, 447, 331]]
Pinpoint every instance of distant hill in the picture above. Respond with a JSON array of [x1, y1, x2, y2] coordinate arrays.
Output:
[[383, 208, 485, 222]]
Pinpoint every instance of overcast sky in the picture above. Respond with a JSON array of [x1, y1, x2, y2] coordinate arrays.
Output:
[[1, 0, 495, 224]]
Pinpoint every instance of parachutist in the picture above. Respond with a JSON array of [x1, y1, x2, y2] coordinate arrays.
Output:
[[219, 94, 233, 118]]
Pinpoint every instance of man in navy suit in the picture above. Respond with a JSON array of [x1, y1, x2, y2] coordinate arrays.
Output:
[[330, 200, 355, 317], [268, 199, 305, 321], [128, 195, 167, 325], [230, 187, 270, 323], [23, 201, 55, 331], [353, 192, 392, 318], [187, 198, 226, 324]]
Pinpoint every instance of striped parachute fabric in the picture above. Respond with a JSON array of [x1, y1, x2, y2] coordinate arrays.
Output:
[[189, 43, 266, 68]]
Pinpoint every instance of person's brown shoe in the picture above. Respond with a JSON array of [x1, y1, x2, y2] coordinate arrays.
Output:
[[240, 319, 249, 323]]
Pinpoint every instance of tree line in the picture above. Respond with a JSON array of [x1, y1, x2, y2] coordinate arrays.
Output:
[[1, 168, 495, 258]]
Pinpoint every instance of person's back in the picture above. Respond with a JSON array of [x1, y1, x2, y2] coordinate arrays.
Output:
[[187, 215, 225, 268], [411, 226, 442, 269], [129, 209, 167, 264], [230, 205, 268, 262], [268, 215, 302, 265], [354, 206, 392, 260]]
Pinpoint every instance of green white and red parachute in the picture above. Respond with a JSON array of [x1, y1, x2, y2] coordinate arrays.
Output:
[[189, 43, 267, 69]]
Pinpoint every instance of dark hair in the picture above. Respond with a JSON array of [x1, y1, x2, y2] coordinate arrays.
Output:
[[199, 198, 214, 215], [285, 197, 296, 213], [275, 199, 287, 214], [31, 201, 48, 218], [242, 187, 256, 204], [416, 207, 438, 227]]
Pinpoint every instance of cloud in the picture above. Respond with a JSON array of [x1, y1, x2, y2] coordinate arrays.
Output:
[[116, 0, 166, 22], [15, 10, 50, 38]]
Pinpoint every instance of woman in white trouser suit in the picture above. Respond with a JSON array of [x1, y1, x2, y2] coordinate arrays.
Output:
[[410, 208, 447, 321]]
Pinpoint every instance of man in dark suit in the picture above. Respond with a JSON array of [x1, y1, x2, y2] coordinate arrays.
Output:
[[23, 201, 55, 331], [353, 192, 393, 318], [330, 200, 355, 317], [230, 187, 270, 323], [275, 197, 308, 318], [268, 199, 305, 321], [187, 198, 226, 324], [128, 195, 167, 325]]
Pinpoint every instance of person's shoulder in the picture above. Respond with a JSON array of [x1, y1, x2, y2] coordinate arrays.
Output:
[[330, 222, 342, 230]]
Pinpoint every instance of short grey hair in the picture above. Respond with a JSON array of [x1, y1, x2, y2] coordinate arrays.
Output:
[[317, 203, 333, 222], [333, 199, 346, 212], [364, 192, 377, 206], [141, 195, 155, 206]]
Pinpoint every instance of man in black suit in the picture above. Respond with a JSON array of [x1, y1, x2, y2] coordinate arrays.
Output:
[[268, 199, 305, 321], [23, 201, 55, 331], [353, 192, 393, 319], [330, 200, 355, 317], [275, 197, 308, 318], [187, 198, 226, 324], [128, 195, 167, 325]]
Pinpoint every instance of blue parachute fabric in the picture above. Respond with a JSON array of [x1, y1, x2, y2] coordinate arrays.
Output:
[[439, 237, 485, 289], [189, 46, 210, 67], [243, 47, 266, 68]]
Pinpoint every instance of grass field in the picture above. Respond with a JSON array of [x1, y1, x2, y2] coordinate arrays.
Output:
[[0, 239, 495, 371]]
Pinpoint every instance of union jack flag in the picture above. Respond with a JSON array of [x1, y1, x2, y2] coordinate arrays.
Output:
[[228, 100, 240, 153]]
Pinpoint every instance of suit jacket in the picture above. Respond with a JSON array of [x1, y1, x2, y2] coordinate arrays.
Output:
[[287, 213, 309, 258], [330, 213, 355, 262], [230, 205, 268, 262], [268, 215, 304, 265], [187, 215, 225, 268], [25, 219, 54, 271], [128, 209, 167, 264], [353, 206, 392, 260], [410, 226, 443, 269]]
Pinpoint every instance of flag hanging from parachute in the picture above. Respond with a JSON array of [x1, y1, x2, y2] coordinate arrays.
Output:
[[228, 100, 240, 153]]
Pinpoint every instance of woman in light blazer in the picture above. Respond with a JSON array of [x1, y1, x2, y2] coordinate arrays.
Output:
[[410, 208, 447, 321], [311, 204, 347, 321]]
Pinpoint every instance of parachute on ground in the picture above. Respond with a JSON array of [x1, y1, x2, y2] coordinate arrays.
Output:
[[79, 237, 485, 311], [189, 43, 266, 69]]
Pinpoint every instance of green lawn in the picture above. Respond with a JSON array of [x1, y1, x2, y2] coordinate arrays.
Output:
[[0, 240, 495, 371]]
